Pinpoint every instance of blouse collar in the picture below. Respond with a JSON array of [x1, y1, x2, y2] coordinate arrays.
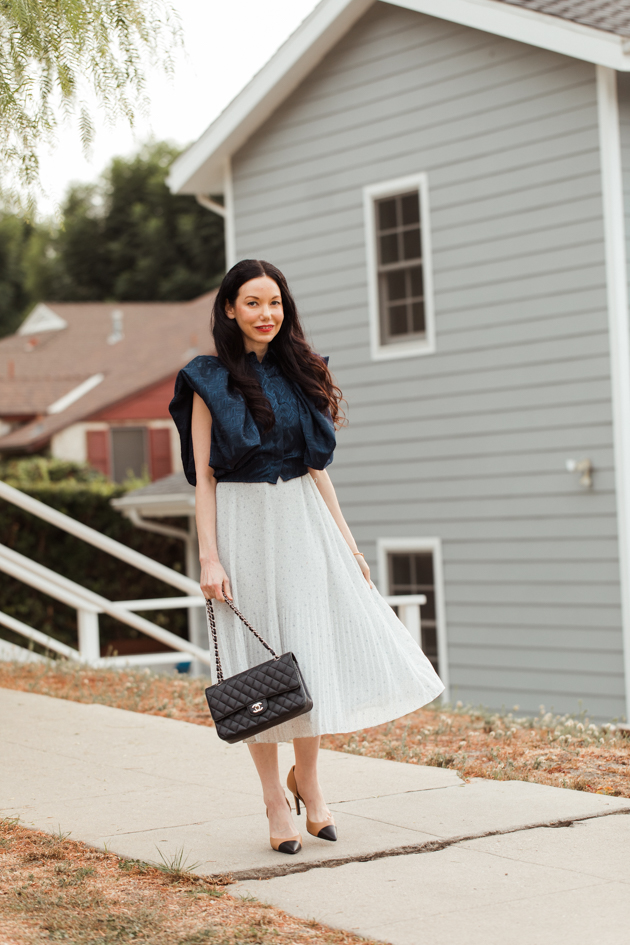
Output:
[[247, 348, 279, 372]]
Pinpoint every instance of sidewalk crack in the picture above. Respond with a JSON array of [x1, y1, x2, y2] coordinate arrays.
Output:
[[216, 807, 630, 883]]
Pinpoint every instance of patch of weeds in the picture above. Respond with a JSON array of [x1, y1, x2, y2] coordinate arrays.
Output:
[[155, 846, 200, 876], [118, 857, 152, 873], [425, 751, 456, 768], [178, 930, 222, 945], [54, 863, 95, 886], [186, 887, 225, 899], [236, 891, 259, 903], [52, 826, 71, 840]]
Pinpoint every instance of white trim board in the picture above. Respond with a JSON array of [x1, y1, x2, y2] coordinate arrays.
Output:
[[168, 0, 630, 197], [363, 173, 436, 361], [377, 536, 449, 701], [223, 158, 237, 270], [596, 66, 630, 719]]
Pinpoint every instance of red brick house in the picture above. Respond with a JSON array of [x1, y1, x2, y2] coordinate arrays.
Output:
[[0, 293, 215, 481]]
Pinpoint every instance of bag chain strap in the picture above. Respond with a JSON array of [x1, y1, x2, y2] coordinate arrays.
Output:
[[205, 597, 280, 684]]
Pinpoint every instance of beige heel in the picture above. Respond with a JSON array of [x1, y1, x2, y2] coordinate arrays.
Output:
[[286, 765, 337, 842], [267, 796, 302, 855]]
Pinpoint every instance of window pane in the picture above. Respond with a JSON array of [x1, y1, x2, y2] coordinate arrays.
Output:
[[409, 265, 423, 298], [391, 553, 412, 591], [402, 227, 421, 260], [375, 187, 429, 348], [388, 304, 408, 336], [111, 428, 146, 483], [388, 551, 438, 673], [401, 193, 420, 226], [413, 553, 434, 586], [411, 301, 425, 333], [379, 233, 399, 265], [377, 198, 397, 231], [386, 269, 406, 301]]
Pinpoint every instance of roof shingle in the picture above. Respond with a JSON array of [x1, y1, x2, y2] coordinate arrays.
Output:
[[498, 0, 630, 37], [0, 293, 216, 451]]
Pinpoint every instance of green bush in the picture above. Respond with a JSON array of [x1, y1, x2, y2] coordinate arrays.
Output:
[[0, 458, 188, 655]]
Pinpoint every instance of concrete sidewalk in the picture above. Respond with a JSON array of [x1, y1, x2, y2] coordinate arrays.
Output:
[[1, 687, 629, 944]]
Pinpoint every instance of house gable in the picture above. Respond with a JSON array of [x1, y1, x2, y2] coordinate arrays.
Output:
[[169, 0, 630, 199], [18, 304, 68, 336]]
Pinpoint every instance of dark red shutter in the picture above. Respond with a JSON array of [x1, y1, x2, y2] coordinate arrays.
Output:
[[86, 430, 110, 477], [149, 428, 172, 481]]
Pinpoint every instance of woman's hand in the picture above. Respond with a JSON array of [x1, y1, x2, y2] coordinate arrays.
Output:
[[356, 553, 373, 587], [200, 559, 233, 602]]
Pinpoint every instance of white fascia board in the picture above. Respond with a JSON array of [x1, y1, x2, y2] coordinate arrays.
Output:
[[168, 0, 630, 198], [168, 0, 373, 195], [397, 0, 630, 71]]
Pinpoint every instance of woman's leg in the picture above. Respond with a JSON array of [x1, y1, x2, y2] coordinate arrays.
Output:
[[292, 735, 331, 823], [248, 743, 298, 839]]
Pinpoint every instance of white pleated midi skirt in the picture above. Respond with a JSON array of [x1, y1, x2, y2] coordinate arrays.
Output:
[[208, 474, 444, 742]]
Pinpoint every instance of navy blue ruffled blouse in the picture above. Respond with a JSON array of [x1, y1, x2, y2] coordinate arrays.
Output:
[[169, 350, 336, 485]]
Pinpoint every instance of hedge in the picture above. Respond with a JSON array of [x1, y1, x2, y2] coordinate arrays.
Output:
[[0, 459, 188, 656]]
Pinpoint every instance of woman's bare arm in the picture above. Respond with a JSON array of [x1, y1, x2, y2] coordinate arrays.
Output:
[[307, 467, 372, 586], [191, 392, 232, 601]]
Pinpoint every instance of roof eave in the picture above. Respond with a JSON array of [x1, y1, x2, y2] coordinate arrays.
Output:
[[168, 0, 630, 198], [167, 0, 374, 195]]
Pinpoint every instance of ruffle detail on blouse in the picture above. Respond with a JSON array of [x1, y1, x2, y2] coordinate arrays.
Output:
[[169, 356, 261, 486], [295, 391, 336, 471]]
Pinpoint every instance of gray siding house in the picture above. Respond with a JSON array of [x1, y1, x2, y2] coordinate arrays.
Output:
[[169, 0, 630, 720]]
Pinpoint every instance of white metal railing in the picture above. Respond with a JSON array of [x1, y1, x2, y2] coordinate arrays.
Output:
[[0, 480, 209, 668], [0, 481, 198, 593], [384, 594, 426, 646], [0, 481, 427, 668]]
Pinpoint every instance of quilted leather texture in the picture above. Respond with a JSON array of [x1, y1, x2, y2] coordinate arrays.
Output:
[[205, 652, 313, 744]]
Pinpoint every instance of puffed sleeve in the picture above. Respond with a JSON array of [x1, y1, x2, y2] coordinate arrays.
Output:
[[169, 356, 261, 485], [295, 355, 336, 470]]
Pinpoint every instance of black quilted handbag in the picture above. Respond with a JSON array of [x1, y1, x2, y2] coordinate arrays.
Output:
[[204, 598, 313, 744]]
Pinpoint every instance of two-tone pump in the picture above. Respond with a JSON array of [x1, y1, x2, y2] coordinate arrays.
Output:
[[286, 766, 338, 842]]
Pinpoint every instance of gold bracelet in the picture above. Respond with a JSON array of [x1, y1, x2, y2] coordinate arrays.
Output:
[[353, 551, 365, 558]]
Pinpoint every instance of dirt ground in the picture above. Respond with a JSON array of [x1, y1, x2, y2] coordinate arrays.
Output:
[[0, 817, 377, 945], [1, 661, 628, 797]]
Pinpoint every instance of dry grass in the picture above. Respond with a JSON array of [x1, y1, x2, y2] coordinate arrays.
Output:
[[322, 705, 630, 797], [0, 817, 377, 945], [0, 660, 214, 727], [1, 661, 628, 798]]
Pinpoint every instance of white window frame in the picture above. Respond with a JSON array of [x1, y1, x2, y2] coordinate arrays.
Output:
[[363, 173, 436, 361], [377, 537, 449, 700]]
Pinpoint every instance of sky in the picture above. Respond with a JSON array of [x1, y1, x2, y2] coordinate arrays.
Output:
[[36, 0, 321, 217]]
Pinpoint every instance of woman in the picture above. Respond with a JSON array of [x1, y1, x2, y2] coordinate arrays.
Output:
[[170, 259, 444, 856]]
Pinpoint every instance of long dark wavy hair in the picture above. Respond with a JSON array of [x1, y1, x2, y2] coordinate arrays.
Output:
[[211, 259, 345, 432]]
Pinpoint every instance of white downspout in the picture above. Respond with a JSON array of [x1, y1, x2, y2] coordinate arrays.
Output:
[[597, 65, 630, 718]]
